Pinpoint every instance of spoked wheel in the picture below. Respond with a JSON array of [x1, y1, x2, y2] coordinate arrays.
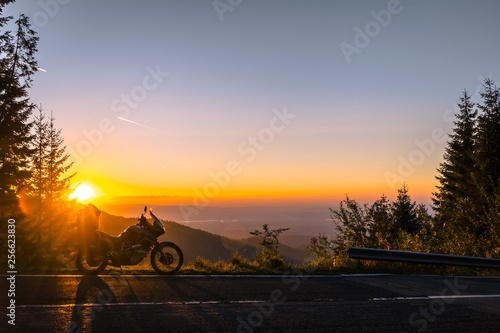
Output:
[[151, 242, 183, 275], [76, 250, 108, 275]]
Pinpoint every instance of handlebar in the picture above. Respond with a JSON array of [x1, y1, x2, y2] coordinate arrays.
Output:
[[138, 214, 150, 228]]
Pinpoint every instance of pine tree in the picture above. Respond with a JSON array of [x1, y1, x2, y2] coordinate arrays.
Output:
[[46, 110, 74, 207], [0, 1, 15, 8], [368, 194, 393, 248], [473, 79, 500, 255], [475, 78, 500, 199], [0, 11, 39, 217], [28, 106, 74, 207], [18, 106, 75, 265], [431, 81, 500, 256], [391, 184, 420, 234], [27, 105, 74, 233], [433, 90, 478, 224], [0, 2, 12, 32], [30, 105, 49, 210]]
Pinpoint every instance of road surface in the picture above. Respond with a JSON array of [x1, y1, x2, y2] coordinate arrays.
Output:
[[1, 273, 500, 332]]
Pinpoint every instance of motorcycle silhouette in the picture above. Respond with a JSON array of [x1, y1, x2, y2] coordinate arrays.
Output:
[[76, 205, 183, 275]]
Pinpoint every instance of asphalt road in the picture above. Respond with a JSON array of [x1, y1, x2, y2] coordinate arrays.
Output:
[[1, 273, 500, 332]]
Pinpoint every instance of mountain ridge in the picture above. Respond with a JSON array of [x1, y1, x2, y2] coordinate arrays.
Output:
[[98, 211, 307, 264]]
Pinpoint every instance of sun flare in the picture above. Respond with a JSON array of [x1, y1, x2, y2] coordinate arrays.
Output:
[[70, 184, 96, 202]]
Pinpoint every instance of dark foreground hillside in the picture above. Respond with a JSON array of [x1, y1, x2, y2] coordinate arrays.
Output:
[[99, 212, 307, 264]]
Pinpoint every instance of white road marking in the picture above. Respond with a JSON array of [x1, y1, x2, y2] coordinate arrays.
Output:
[[18, 300, 267, 308], [16, 294, 500, 309], [1, 273, 395, 278], [372, 295, 500, 301]]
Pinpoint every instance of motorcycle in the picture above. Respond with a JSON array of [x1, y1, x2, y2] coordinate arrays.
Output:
[[76, 206, 183, 275]]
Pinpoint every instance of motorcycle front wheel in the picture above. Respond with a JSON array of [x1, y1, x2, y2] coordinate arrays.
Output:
[[76, 250, 108, 275], [151, 242, 183, 275]]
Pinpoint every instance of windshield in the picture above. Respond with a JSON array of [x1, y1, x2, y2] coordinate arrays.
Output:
[[149, 209, 164, 229]]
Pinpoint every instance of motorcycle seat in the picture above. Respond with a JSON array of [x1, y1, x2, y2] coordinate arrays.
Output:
[[97, 231, 122, 248]]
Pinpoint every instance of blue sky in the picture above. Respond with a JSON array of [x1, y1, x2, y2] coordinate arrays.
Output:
[[4, 0, 500, 206]]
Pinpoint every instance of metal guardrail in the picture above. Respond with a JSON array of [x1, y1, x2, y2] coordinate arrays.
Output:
[[347, 247, 500, 269]]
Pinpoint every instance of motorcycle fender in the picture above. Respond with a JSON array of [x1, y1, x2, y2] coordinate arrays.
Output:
[[154, 241, 175, 250]]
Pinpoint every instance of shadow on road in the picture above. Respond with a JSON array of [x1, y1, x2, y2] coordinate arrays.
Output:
[[65, 274, 141, 332]]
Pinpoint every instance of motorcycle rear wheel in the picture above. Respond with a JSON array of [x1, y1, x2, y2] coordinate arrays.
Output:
[[151, 242, 183, 275], [76, 251, 108, 275]]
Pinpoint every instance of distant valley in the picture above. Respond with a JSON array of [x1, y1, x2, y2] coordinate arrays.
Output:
[[98, 204, 337, 249], [98, 211, 314, 264]]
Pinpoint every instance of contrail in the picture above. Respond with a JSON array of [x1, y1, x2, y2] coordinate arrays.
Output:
[[117, 116, 175, 137], [19, 60, 47, 72]]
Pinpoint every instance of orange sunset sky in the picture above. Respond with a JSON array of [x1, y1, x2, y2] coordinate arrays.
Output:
[[5, 1, 500, 214]]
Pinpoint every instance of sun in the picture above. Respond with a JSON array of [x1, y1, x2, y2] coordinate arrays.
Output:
[[70, 184, 96, 202]]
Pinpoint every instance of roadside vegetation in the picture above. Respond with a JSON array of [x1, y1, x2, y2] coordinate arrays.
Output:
[[322, 86, 500, 263], [175, 83, 500, 277]]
